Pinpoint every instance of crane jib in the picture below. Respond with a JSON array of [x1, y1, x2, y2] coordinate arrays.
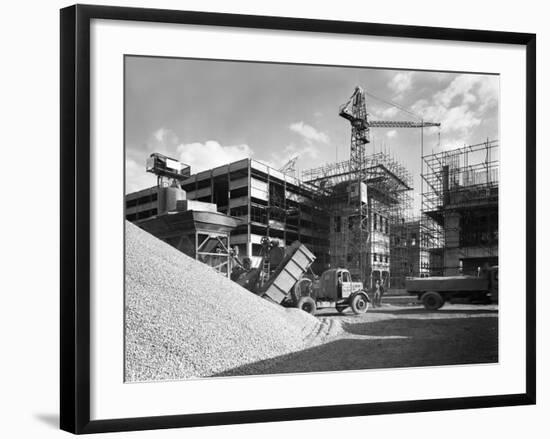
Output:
[[369, 121, 441, 128]]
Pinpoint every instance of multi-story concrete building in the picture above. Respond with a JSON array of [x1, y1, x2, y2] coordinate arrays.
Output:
[[180, 158, 331, 272], [125, 186, 160, 222], [125, 158, 331, 273]]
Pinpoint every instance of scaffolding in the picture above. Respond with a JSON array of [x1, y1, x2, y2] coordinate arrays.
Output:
[[421, 139, 499, 276], [302, 151, 414, 288]]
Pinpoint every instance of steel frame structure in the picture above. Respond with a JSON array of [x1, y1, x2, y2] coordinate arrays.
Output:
[[421, 139, 499, 275]]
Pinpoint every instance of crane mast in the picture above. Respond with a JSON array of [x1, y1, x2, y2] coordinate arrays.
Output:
[[338, 86, 370, 179]]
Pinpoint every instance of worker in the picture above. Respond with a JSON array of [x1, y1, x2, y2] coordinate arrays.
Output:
[[373, 279, 384, 308], [337, 271, 343, 297]]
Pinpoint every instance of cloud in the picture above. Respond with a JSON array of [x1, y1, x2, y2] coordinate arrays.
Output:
[[410, 74, 499, 148], [441, 105, 482, 132], [268, 143, 320, 171], [433, 75, 479, 107], [125, 133, 253, 191], [289, 121, 329, 144], [386, 130, 397, 138], [284, 142, 319, 159], [379, 107, 399, 119], [370, 106, 400, 120], [176, 141, 252, 173], [476, 76, 499, 112], [125, 157, 156, 194], [147, 127, 180, 156], [153, 127, 168, 142], [388, 72, 414, 97], [144, 127, 253, 173]]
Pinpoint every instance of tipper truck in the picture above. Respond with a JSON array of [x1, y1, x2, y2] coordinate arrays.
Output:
[[294, 268, 370, 315], [404, 266, 498, 310], [231, 237, 370, 315]]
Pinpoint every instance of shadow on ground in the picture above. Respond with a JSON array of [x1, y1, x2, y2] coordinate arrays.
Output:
[[319, 306, 497, 318], [213, 313, 498, 377], [34, 413, 59, 429], [364, 307, 498, 316]]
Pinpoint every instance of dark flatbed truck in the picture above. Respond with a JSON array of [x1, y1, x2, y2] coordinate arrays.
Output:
[[404, 266, 498, 310]]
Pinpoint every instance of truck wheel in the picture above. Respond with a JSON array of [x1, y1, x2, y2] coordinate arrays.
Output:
[[350, 293, 369, 314], [421, 291, 444, 310], [297, 296, 317, 315]]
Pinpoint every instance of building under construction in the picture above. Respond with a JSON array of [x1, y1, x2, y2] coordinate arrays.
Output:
[[421, 140, 499, 276], [390, 218, 432, 287], [124, 86, 498, 288], [126, 151, 417, 286], [124, 86, 441, 287], [297, 86, 439, 288], [301, 151, 415, 288]]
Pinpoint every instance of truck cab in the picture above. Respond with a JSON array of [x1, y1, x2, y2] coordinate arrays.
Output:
[[315, 268, 363, 300], [297, 268, 369, 314]]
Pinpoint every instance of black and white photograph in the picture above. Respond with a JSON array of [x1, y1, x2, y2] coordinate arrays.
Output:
[[124, 56, 499, 382], [0, 0, 543, 436]]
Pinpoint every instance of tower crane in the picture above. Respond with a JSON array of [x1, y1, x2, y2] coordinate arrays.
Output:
[[338, 85, 440, 286], [339, 85, 440, 177]]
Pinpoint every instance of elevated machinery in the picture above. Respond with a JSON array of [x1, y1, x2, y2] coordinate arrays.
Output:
[[146, 152, 191, 187]]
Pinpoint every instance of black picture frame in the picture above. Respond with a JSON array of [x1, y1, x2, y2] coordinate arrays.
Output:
[[60, 4, 536, 434]]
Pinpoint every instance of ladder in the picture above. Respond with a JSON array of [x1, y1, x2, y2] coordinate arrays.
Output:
[[258, 239, 272, 287]]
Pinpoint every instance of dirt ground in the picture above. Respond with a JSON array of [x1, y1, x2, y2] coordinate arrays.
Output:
[[215, 303, 498, 377]]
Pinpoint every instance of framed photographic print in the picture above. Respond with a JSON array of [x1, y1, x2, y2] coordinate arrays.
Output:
[[60, 4, 536, 434]]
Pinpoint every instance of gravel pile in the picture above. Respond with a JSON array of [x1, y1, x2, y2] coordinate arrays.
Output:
[[125, 221, 340, 382]]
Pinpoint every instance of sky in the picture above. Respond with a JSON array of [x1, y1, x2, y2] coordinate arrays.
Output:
[[125, 56, 499, 212]]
